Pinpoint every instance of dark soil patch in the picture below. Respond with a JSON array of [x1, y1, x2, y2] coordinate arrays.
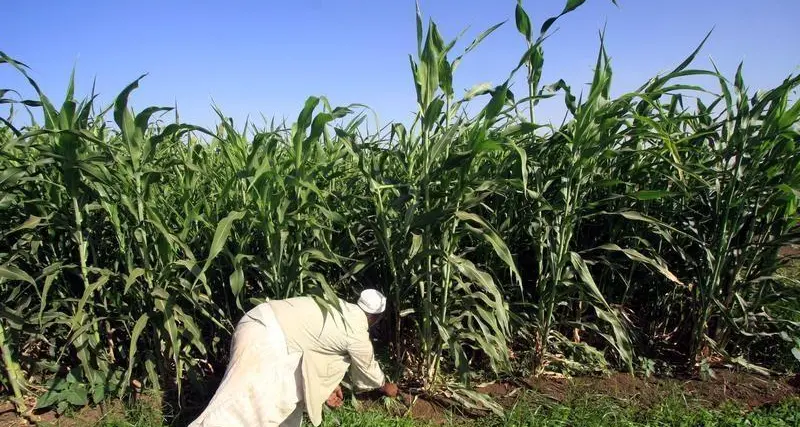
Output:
[[474, 382, 511, 398], [405, 396, 449, 424], [0, 400, 109, 427], [356, 370, 799, 424], [566, 370, 796, 410], [0, 401, 25, 427], [35, 406, 106, 427], [0, 395, 156, 427], [519, 375, 570, 402], [354, 389, 452, 425], [2, 369, 797, 426], [790, 373, 800, 389], [680, 370, 795, 408], [570, 373, 663, 406], [779, 244, 800, 258]]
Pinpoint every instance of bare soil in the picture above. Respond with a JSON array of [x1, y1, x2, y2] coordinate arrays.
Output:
[[779, 244, 800, 256], [0, 396, 153, 427], [569, 370, 795, 409], [2, 369, 798, 426], [0, 400, 107, 427], [360, 370, 799, 425]]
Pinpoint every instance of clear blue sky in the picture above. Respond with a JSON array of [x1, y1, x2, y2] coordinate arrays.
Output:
[[4, 0, 799, 129]]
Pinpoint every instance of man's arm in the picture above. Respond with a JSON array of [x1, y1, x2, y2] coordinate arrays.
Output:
[[347, 336, 399, 397], [347, 332, 386, 390]]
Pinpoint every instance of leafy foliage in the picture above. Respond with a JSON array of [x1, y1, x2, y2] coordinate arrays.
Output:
[[1, 0, 799, 418]]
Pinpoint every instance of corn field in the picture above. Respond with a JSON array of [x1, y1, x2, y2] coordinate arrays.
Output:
[[2, 0, 799, 417]]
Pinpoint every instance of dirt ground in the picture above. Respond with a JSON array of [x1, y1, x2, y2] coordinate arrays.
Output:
[[0, 400, 106, 427], [359, 370, 800, 425], [2, 370, 798, 426], [779, 244, 800, 258], [0, 396, 153, 427]]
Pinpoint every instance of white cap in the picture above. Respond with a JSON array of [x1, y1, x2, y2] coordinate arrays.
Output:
[[357, 289, 386, 314]]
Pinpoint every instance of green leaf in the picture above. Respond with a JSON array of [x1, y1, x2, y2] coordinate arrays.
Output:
[[38, 279, 56, 325], [6, 215, 44, 235], [462, 22, 505, 59], [229, 265, 245, 310], [113, 75, 147, 140], [410, 207, 448, 231], [570, 252, 633, 371], [134, 106, 172, 135], [447, 386, 504, 417], [124, 268, 146, 294], [75, 272, 110, 320], [92, 382, 105, 404], [455, 211, 521, 288], [540, 0, 587, 36], [591, 244, 682, 284], [56, 401, 69, 415], [630, 190, 672, 200], [201, 210, 246, 274], [569, 252, 607, 307], [121, 312, 150, 398], [515, 1, 532, 41], [562, 0, 588, 14], [65, 385, 89, 406], [0, 167, 25, 188], [0, 264, 35, 284], [308, 112, 334, 144], [423, 98, 445, 129], [415, 0, 423, 56], [463, 82, 493, 101], [510, 142, 529, 194], [484, 84, 508, 123], [439, 59, 453, 97], [448, 254, 509, 336], [36, 389, 61, 409], [297, 96, 320, 132]]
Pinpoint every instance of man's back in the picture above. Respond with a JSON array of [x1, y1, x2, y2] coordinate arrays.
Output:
[[267, 296, 369, 356]]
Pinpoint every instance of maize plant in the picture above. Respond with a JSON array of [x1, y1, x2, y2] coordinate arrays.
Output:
[[1, 0, 799, 419]]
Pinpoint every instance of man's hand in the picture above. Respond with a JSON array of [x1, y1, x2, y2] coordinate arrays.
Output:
[[380, 382, 399, 397], [326, 385, 344, 408]]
